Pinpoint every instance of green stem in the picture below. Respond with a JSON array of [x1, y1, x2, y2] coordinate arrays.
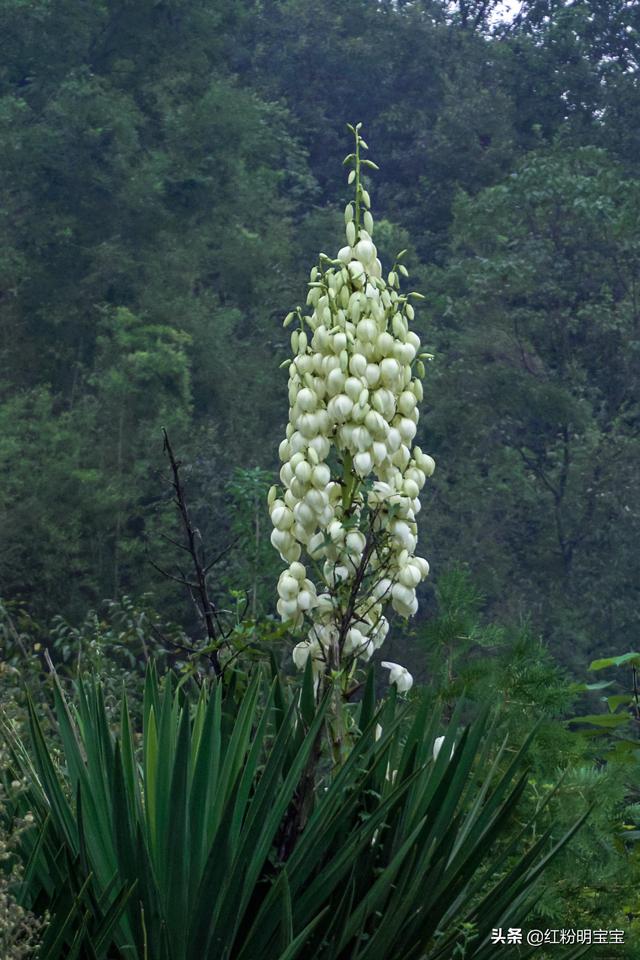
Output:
[[354, 129, 361, 236], [341, 450, 354, 511]]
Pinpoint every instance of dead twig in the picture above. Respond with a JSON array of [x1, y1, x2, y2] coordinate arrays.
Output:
[[155, 429, 223, 677]]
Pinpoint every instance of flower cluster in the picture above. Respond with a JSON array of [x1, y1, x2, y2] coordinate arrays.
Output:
[[269, 125, 435, 692]]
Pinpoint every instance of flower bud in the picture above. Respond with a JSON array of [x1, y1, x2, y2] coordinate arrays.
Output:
[[386, 427, 402, 452], [372, 441, 387, 465], [380, 357, 401, 384], [392, 313, 408, 338], [278, 574, 299, 599], [294, 460, 312, 484], [311, 463, 331, 488], [289, 561, 306, 581], [354, 451, 373, 475], [271, 527, 290, 553], [293, 641, 312, 669], [398, 418, 417, 443], [354, 239, 376, 264], [391, 583, 418, 618], [417, 452, 435, 477], [346, 530, 366, 555], [365, 363, 381, 387], [308, 531, 326, 559], [344, 626, 367, 656], [333, 331, 347, 352], [273, 137, 431, 678], [413, 556, 430, 578], [271, 503, 294, 530], [398, 391, 417, 416], [309, 435, 331, 459], [352, 425, 372, 451], [403, 479, 420, 500], [345, 376, 363, 402], [398, 562, 421, 588], [376, 331, 394, 357], [356, 318, 376, 343], [305, 487, 327, 513], [349, 353, 367, 377], [297, 387, 317, 412], [297, 590, 315, 611], [330, 394, 354, 422]]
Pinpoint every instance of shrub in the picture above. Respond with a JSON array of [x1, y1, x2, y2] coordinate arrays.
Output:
[[1, 665, 587, 960]]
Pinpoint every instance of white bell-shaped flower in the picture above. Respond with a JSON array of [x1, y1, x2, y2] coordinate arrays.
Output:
[[381, 661, 413, 693], [270, 126, 436, 689]]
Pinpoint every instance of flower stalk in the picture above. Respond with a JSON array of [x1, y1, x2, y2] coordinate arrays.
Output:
[[270, 123, 435, 708]]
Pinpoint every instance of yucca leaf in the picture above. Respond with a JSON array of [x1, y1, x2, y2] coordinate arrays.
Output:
[[299, 655, 316, 728], [21, 810, 52, 898], [294, 768, 423, 925], [283, 702, 407, 890], [358, 664, 376, 732], [316, 874, 356, 960], [38, 872, 94, 960], [274, 909, 329, 960], [5, 666, 587, 960], [153, 675, 178, 889], [120, 691, 143, 821], [110, 744, 139, 948], [188, 679, 222, 893], [185, 795, 236, 957], [26, 694, 77, 853], [220, 699, 324, 942], [229, 680, 278, 851], [216, 694, 330, 958], [50, 674, 87, 791], [92, 880, 138, 959], [164, 703, 191, 960], [143, 660, 160, 733], [338, 813, 428, 952], [215, 672, 262, 818], [143, 703, 159, 854], [190, 686, 208, 764], [74, 680, 116, 863], [277, 868, 294, 952]]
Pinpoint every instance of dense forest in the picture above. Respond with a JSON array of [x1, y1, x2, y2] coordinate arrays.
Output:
[[2, 0, 639, 669], [2, 1, 640, 957]]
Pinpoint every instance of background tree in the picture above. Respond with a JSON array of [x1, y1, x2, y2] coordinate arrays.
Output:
[[0, 0, 639, 672], [424, 145, 640, 666]]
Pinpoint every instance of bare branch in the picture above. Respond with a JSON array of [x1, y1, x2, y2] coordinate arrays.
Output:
[[204, 538, 240, 574], [148, 558, 196, 589], [152, 429, 223, 677]]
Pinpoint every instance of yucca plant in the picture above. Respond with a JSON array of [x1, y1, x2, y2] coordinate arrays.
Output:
[[1, 665, 588, 960]]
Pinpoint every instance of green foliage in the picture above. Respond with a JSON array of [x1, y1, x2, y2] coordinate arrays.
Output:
[[425, 145, 640, 667], [0, 594, 190, 737], [0, 815, 43, 960], [416, 568, 640, 952], [0, 307, 192, 617], [1, 667, 587, 960], [1, 0, 639, 673], [1, 0, 640, 949], [221, 467, 279, 619]]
